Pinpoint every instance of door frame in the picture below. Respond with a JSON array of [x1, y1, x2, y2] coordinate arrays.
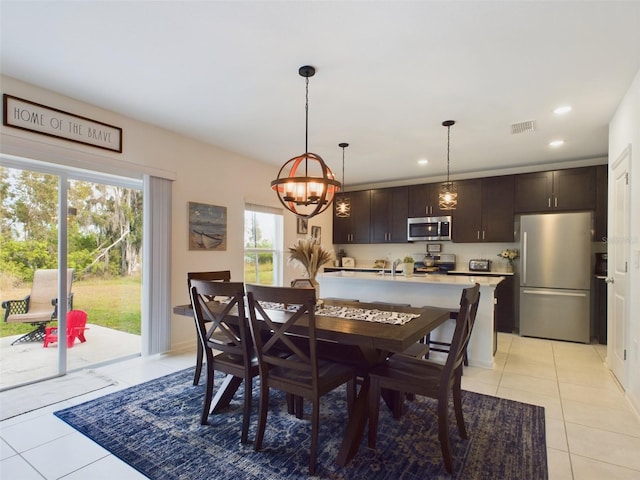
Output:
[[607, 145, 631, 387]]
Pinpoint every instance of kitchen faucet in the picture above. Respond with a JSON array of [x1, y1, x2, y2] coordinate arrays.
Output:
[[391, 258, 402, 278]]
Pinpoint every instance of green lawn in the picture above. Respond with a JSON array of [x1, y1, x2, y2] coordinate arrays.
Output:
[[0, 276, 142, 338]]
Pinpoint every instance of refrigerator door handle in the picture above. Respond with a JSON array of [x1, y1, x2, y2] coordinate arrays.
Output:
[[522, 289, 588, 298], [522, 231, 527, 284]]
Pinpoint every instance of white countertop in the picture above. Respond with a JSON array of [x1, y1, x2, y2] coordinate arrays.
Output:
[[448, 270, 515, 276], [319, 270, 504, 287]]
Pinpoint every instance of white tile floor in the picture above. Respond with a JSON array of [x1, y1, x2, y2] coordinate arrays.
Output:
[[1, 334, 639, 479]]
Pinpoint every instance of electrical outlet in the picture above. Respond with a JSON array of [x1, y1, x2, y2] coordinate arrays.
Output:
[[634, 250, 640, 270], [634, 339, 639, 361]]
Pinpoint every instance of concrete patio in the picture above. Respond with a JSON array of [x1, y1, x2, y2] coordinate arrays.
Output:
[[0, 324, 141, 389]]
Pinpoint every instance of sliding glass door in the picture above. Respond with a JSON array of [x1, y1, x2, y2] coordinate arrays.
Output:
[[0, 161, 143, 389]]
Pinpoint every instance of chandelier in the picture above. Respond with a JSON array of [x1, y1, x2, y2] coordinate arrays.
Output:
[[438, 120, 457, 210], [271, 65, 341, 219], [335, 142, 350, 218]]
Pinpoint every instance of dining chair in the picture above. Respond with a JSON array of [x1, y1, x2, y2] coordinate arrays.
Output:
[[367, 283, 480, 474], [189, 279, 257, 443], [245, 284, 357, 475], [401, 291, 470, 367], [187, 270, 231, 386]]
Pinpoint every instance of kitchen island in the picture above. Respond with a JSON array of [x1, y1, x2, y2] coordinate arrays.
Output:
[[317, 271, 505, 368]]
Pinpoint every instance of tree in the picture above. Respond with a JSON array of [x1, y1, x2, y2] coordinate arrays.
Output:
[[1, 167, 143, 279]]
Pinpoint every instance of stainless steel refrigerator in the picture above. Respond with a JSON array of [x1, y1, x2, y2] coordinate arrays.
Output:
[[519, 212, 592, 343]]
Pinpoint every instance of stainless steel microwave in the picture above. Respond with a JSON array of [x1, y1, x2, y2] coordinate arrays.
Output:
[[407, 216, 452, 241]]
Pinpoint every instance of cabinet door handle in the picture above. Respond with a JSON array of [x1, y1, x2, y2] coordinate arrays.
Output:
[[482, 230, 486, 240], [548, 197, 551, 208], [477, 231, 480, 240], [554, 197, 558, 208]]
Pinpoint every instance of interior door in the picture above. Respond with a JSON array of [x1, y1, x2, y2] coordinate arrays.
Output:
[[608, 146, 630, 387]]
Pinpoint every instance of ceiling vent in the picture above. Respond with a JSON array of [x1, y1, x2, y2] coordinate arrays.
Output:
[[511, 120, 536, 134]]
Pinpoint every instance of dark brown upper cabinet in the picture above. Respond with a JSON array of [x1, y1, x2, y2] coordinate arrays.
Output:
[[332, 190, 371, 244], [370, 186, 409, 243], [514, 167, 597, 213], [408, 182, 452, 217], [452, 176, 515, 242]]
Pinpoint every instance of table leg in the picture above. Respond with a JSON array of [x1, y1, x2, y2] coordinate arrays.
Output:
[[336, 375, 370, 466], [210, 374, 243, 413]]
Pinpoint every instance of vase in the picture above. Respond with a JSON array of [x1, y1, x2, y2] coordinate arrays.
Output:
[[506, 262, 514, 273], [404, 262, 414, 277], [308, 274, 320, 299]]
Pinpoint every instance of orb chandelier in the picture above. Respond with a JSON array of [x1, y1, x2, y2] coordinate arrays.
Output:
[[438, 120, 458, 210], [335, 142, 351, 218], [271, 65, 341, 219]]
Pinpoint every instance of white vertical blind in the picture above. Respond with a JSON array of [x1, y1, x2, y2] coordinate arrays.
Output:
[[142, 175, 172, 355]]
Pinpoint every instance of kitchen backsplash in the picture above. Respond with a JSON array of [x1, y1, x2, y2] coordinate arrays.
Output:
[[332, 242, 519, 272]]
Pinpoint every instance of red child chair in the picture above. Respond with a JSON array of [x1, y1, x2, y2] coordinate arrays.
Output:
[[43, 310, 88, 348]]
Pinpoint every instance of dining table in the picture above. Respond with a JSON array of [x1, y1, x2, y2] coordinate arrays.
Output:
[[173, 297, 451, 467]]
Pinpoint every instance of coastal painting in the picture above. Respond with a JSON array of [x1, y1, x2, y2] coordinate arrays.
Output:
[[188, 202, 227, 251]]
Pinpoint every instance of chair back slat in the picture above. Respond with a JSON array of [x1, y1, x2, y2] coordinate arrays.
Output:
[[189, 280, 248, 359], [246, 284, 318, 380]]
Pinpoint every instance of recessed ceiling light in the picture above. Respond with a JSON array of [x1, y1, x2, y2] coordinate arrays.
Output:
[[549, 140, 565, 147], [554, 105, 572, 115], [418, 159, 429, 165]]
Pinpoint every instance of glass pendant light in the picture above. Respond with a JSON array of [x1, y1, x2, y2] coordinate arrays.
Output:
[[335, 142, 351, 218], [438, 120, 457, 210]]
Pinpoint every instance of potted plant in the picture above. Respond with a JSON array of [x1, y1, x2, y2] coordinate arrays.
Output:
[[403, 256, 415, 277]]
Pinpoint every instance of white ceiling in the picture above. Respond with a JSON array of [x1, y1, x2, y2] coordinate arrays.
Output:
[[2, 1, 639, 188]]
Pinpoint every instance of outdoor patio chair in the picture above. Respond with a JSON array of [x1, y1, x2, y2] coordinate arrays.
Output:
[[2, 269, 75, 345], [43, 309, 88, 348]]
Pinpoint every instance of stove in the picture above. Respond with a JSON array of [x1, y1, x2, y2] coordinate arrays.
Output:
[[414, 254, 456, 274]]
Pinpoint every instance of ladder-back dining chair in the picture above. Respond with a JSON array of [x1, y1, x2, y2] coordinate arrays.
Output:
[[245, 284, 356, 475], [367, 283, 480, 474], [187, 270, 231, 385], [189, 279, 257, 443]]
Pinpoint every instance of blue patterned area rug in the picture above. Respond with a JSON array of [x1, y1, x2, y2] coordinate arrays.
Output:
[[54, 368, 547, 479]]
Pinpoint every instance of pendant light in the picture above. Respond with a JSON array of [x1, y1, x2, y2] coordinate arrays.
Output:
[[335, 142, 351, 218], [438, 120, 458, 210], [271, 65, 341, 219]]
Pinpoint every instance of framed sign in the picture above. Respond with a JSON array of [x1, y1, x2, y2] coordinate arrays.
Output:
[[3, 94, 122, 152]]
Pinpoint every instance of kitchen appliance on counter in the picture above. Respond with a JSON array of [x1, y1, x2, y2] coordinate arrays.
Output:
[[414, 253, 456, 274], [407, 216, 451, 241], [469, 259, 491, 272], [519, 212, 592, 343]]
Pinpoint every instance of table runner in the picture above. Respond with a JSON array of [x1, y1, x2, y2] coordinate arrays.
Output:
[[258, 301, 419, 325], [208, 298, 420, 325]]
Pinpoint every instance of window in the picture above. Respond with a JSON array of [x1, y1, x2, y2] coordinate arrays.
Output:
[[244, 205, 283, 285]]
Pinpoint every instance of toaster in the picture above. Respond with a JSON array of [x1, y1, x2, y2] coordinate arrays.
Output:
[[469, 259, 491, 272]]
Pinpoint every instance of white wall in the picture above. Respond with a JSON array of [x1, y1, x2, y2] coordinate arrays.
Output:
[[0, 75, 334, 351], [608, 67, 640, 414]]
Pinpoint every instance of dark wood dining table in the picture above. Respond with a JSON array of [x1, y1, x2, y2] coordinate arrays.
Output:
[[173, 298, 450, 467]]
